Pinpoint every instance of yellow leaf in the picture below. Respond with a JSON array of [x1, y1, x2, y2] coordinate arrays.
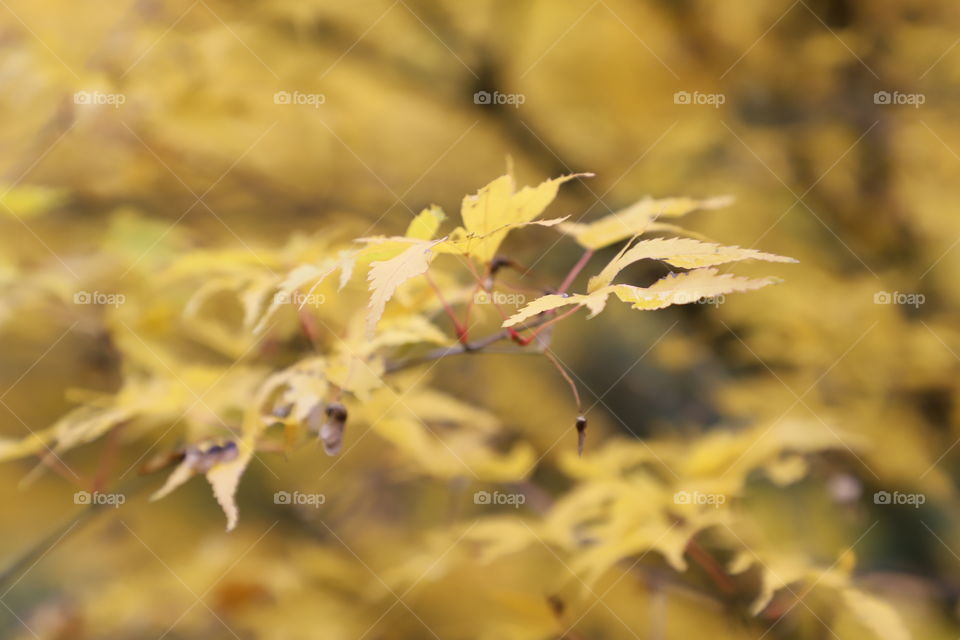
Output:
[[459, 173, 587, 262], [150, 458, 196, 501], [644, 221, 715, 242], [763, 454, 808, 486], [405, 205, 446, 240], [501, 287, 616, 328], [501, 294, 577, 328], [0, 185, 65, 218], [559, 195, 733, 249], [207, 453, 248, 532], [612, 268, 780, 310], [252, 262, 336, 335], [366, 240, 439, 336], [588, 237, 795, 292], [465, 517, 540, 564], [841, 587, 911, 640], [326, 354, 384, 401], [367, 315, 449, 351], [433, 216, 569, 258], [506, 269, 780, 326], [727, 550, 810, 615]]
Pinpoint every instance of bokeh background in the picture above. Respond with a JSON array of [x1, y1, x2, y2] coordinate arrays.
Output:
[[2, 1, 960, 638]]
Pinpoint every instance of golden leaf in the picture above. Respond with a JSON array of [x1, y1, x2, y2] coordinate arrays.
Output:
[[611, 268, 780, 310], [588, 237, 796, 292], [559, 195, 733, 250], [405, 205, 446, 240], [366, 239, 439, 336], [458, 173, 587, 262]]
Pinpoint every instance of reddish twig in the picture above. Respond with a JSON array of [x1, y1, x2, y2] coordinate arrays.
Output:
[[558, 249, 594, 294], [686, 540, 737, 595], [425, 272, 469, 343]]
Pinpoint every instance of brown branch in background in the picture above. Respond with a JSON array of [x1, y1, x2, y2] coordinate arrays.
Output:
[[686, 539, 737, 595]]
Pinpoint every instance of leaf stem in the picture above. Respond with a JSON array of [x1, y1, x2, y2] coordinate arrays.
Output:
[[558, 248, 594, 294], [542, 349, 581, 409], [425, 271, 468, 343], [511, 304, 583, 346]]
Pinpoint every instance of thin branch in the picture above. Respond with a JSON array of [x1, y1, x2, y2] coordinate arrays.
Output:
[[542, 349, 581, 410], [513, 304, 583, 346], [384, 313, 555, 373], [558, 249, 594, 294], [425, 271, 468, 342]]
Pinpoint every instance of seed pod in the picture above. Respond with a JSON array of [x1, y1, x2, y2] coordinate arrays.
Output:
[[319, 401, 348, 456], [547, 594, 565, 619], [575, 415, 587, 456], [187, 441, 239, 473]]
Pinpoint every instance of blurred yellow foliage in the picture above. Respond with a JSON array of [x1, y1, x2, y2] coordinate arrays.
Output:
[[2, 1, 960, 639]]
